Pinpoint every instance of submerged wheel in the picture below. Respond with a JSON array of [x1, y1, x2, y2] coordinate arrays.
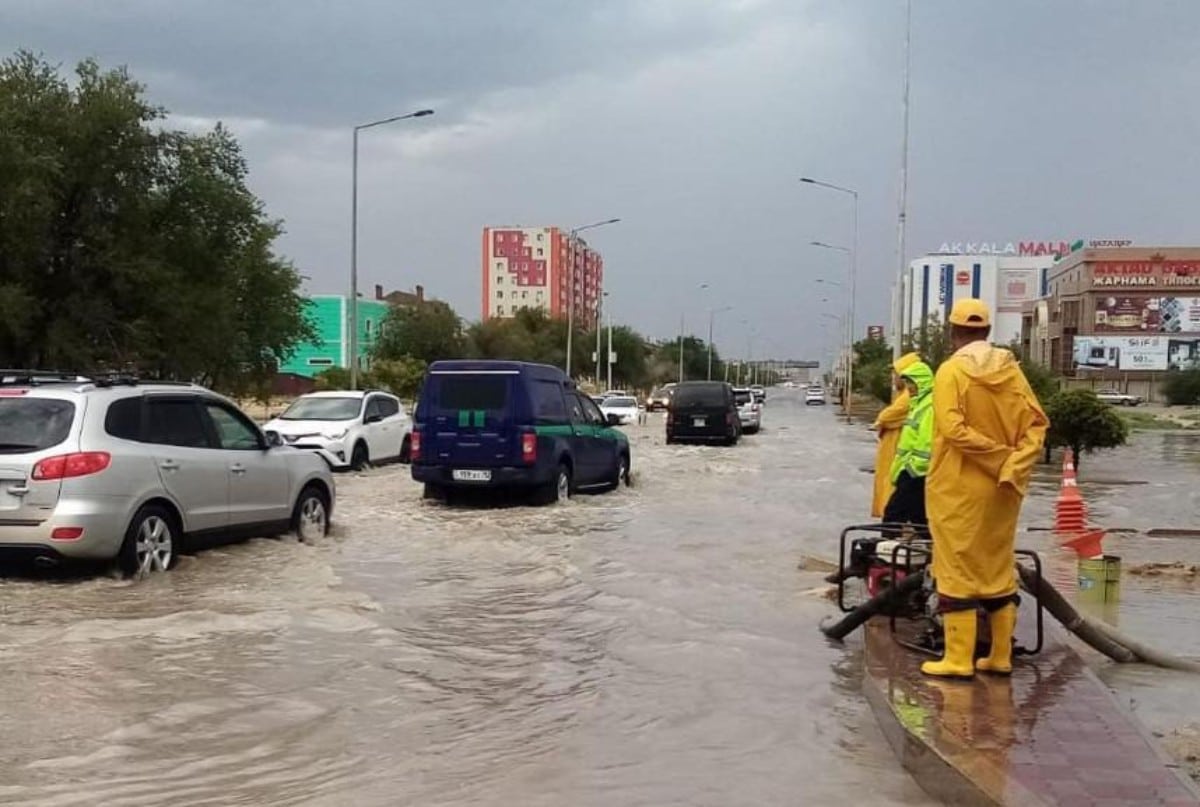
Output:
[[399, 435, 412, 464], [118, 505, 177, 577], [291, 485, 329, 542], [535, 463, 572, 505], [607, 452, 630, 491], [350, 441, 370, 471]]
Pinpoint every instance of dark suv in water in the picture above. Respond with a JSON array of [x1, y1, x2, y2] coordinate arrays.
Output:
[[665, 381, 740, 445], [411, 360, 631, 504]]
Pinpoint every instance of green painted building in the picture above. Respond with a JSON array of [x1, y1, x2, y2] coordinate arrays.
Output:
[[279, 295, 390, 378]]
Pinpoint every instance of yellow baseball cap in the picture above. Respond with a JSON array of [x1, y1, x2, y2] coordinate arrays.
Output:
[[949, 298, 991, 328], [893, 352, 920, 373]]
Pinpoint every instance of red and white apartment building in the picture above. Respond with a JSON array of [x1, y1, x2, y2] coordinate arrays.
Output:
[[481, 226, 603, 324]]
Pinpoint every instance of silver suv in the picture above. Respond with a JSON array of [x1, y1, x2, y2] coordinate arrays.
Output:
[[0, 376, 335, 575]]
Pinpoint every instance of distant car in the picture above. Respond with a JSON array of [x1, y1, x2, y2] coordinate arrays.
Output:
[[647, 384, 675, 412], [750, 385, 766, 403], [411, 360, 631, 504], [0, 375, 334, 576], [667, 381, 740, 445], [805, 386, 826, 406], [733, 387, 762, 434], [599, 395, 640, 425], [1095, 388, 1142, 406], [264, 390, 411, 471], [601, 389, 628, 399]]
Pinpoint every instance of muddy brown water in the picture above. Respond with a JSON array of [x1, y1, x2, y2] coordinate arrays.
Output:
[[1, 391, 1197, 805]]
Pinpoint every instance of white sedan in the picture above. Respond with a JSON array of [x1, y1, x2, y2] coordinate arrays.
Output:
[[599, 396, 640, 425]]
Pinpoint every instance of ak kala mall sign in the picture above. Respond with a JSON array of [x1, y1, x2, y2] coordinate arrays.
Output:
[[1093, 261, 1200, 288], [935, 239, 1132, 257]]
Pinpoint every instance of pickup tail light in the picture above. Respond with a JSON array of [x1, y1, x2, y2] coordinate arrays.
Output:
[[32, 452, 111, 481], [410, 430, 421, 461], [521, 432, 537, 464]]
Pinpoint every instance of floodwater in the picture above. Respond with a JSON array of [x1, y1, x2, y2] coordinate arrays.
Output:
[[0, 391, 1197, 806]]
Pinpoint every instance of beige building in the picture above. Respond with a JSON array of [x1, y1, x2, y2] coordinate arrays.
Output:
[[1022, 247, 1200, 397]]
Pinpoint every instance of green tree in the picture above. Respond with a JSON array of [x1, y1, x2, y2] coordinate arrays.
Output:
[[1018, 360, 1059, 408], [1162, 368, 1200, 406], [649, 336, 721, 384], [0, 52, 312, 389], [1044, 389, 1128, 472], [902, 313, 952, 371], [373, 300, 464, 364], [587, 325, 651, 391]]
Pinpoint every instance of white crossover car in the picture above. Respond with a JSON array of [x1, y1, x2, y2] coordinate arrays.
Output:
[[264, 390, 412, 471]]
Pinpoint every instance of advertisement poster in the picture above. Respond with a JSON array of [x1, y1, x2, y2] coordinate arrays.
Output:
[[998, 269, 1040, 312], [1160, 297, 1200, 333], [1074, 335, 1200, 371], [1093, 295, 1200, 333], [1094, 295, 1161, 332]]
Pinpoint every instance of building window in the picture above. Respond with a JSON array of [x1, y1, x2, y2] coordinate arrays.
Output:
[[537, 233, 544, 242], [307, 357, 334, 367], [536, 248, 543, 256], [522, 291, 528, 298], [495, 262, 503, 270], [496, 275, 504, 284], [365, 319, 373, 336], [497, 290, 504, 298]]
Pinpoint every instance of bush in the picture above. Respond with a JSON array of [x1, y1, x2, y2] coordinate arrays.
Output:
[[1162, 368, 1200, 406], [1044, 389, 1128, 471]]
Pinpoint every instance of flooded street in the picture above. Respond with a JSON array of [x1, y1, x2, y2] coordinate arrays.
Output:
[[1, 389, 1197, 805]]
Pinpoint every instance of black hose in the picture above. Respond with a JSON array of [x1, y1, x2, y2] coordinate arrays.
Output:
[[820, 572, 924, 641], [1016, 565, 1137, 664]]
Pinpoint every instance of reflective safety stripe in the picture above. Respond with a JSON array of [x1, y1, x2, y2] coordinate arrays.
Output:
[[891, 392, 935, 482]]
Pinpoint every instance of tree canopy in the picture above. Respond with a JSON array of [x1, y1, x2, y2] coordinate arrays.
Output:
[[0, 52, 313, 394], [1044, 388, 1128, 470]]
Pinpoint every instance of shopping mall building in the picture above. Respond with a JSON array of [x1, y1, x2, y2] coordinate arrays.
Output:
[[899, 247, 1060, 347], [1020, 247, 1200, 397]]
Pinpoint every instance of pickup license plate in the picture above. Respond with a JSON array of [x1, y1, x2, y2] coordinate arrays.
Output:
[[692, 417, 707, 427], [452, 469, 492, 482]]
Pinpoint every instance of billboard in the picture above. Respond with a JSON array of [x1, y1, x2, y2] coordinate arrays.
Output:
[[1074, 335, 1200, 372], [866, 325, 885, 340], [1094, 295, 1200, 333], [998, 268, 1041, 312]]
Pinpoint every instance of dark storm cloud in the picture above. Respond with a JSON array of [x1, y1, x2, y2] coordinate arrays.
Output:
[[6, 0, 1200, 365], [4, 0, 781, 126]]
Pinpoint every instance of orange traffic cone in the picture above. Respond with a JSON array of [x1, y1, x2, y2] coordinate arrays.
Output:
[[1054, 448, 1106, 557], [1053, 448, 1088, 534]]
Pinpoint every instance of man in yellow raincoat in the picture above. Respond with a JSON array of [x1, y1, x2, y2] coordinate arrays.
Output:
[[922, 299, 1048, 680], [871, 352, 921, 518]]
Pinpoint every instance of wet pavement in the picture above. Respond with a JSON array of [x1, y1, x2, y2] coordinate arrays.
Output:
[[0, 389, 1197, 805]]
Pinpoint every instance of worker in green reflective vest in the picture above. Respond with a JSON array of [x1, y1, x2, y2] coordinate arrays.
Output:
[[882, 359, 934, 531]]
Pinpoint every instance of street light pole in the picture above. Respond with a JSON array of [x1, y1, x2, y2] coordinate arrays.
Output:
[[802, 176, 859, 422], [894, 0, 913, 360], [812, 240, 853, 420], [677, 313, 685, 383], [349, 108, 434, 390], [564, 218, 620, 378], [707, 305, 732, 381]]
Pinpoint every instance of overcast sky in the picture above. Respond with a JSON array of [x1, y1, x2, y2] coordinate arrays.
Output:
[[7, 0, 1200, 363]]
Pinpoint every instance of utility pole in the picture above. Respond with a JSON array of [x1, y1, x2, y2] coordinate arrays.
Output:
[[677, 313, 685, 383], [564, 218, 620, 378], [894, 0, 913, 360]]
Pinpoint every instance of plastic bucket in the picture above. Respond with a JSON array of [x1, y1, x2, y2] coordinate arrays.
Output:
[[1078, 555, 1121, 604]]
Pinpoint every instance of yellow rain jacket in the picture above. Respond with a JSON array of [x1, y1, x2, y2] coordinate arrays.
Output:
[[870, 353, 921, 517], [927, 342, 1048, 600]]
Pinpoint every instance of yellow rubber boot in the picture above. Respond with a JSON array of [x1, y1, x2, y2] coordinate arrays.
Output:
[[921, 610, 977, 679], [976, 604, 1016, 676]]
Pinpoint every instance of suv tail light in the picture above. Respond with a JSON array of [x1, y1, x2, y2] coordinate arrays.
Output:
[[32, 452, 111, 481], [521, 432, 537, 464], [726, 411, 735, 426], [410, 430, 421, 461]]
